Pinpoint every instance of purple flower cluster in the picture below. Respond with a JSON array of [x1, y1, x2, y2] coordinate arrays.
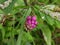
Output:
[[25, 15, 38, 30]]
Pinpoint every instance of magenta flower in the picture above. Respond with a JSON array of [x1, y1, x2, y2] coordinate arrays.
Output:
[[25, 15, 38, 30]]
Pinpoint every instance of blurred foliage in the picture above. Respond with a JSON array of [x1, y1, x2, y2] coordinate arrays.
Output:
[[0, 0, 60, 45]]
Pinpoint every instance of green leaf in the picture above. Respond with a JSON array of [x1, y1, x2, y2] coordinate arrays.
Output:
[[21, 32, 33, 45], [38, 0, 49, 4], [7, 39, 16, 45], [55, 33, 60, 38], [0, 9, 4, 14], [34, 5, 54, 26], [0, 24, 5, 40], [40, 25, 51, 45], [33, 7, 51, 45], [16, 8, 32, 45], [45, 15, 54, 25], [0, 0, 5, 3], [55, 20, 60, 28], [25, 32, 33, 42], [15, 0, 25, 6], [25, 42, 31, 45], [2, 0, 16, 14]]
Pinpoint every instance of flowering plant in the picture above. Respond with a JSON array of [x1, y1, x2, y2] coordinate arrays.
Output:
[[0, 0, 60, 45]]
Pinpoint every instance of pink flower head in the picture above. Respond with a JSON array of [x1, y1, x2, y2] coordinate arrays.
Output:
[[25, 15, 38, 30]]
